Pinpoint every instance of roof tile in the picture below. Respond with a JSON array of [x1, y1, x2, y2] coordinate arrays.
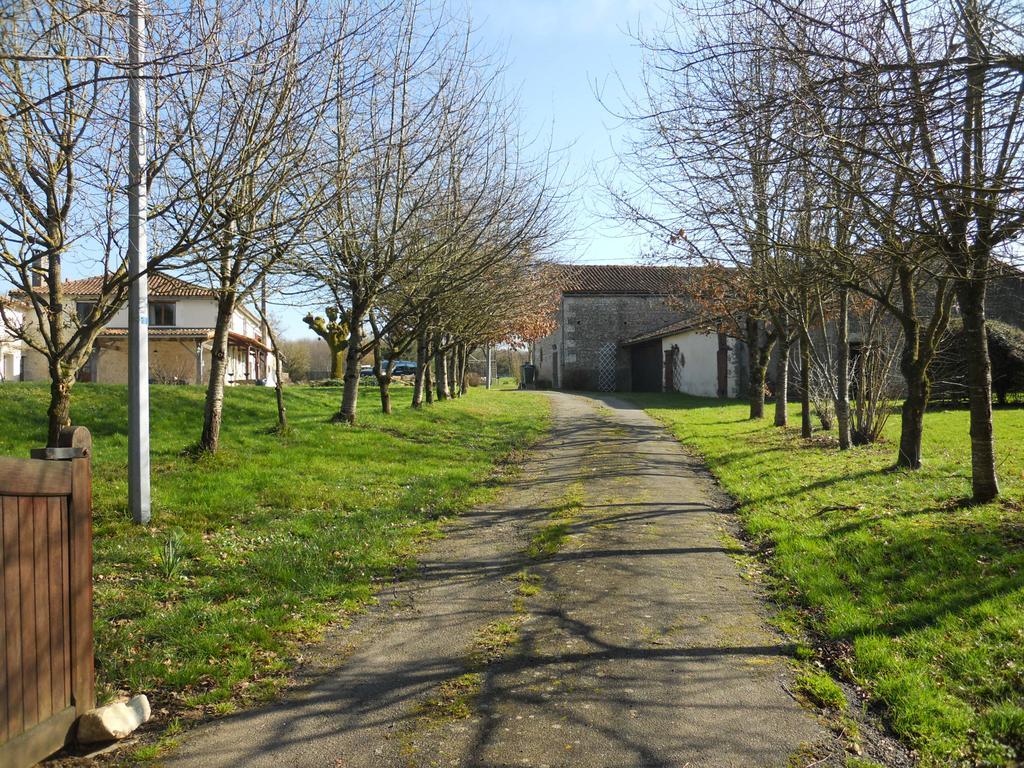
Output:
[[63, 273, 217, 298], [558, 264, 690, 295]]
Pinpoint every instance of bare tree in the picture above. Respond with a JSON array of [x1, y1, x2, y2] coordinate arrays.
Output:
[[299, 3, 567, 421], [0, 0, 223, 443], [163, 0, 346, 454], [606, 6, 802, 423]]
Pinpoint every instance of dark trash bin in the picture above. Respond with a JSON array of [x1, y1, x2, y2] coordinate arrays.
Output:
[[520, 363, 536, 389]]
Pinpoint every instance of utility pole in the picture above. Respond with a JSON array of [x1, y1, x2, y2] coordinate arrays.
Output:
[[485, 345, 492, 389], [128, 0, 151, 524]]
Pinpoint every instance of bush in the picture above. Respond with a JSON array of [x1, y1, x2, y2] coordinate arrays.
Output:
[[932, 319, 1024, 406], [990, 322, 1024, 404], [465, 372, 482, 387]]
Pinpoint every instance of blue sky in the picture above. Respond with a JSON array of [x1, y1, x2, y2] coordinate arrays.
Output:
[[467, 0, 660, 265]]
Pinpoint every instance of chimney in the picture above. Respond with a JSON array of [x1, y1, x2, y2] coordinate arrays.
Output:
[[30, 254, 43, 288]]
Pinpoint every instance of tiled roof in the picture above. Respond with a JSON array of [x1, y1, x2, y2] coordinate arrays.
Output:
[[98, 327, 271, 351], [228, 330, 271, 352], [557, 264, 691, 295], [98, 327, 213, 339], [63, 273, 217, 298], [622, 317, 705, 346]]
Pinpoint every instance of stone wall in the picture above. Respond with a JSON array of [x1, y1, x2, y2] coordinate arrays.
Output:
[[534, 294, 687, 391]]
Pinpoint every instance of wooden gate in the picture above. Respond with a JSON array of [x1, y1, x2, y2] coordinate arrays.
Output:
[[0, 427, 94, 768]]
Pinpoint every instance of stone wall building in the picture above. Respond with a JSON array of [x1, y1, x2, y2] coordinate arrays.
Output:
[[531, 265, 748, 396]]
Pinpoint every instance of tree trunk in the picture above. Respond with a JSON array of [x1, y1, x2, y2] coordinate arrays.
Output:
[[425, 356, 434, 404], [336, 311, 363, 424], [274, 358, 287, 431], [199, 296, 236, 453], [799, 333, 812, 438], [370, 339, 393, 416], [447, 347, 458, 398], [378, 377, 391, 414], [266, 327, 287, 432], [435, 338, 449, 401], [458, 343, 469, 395], [412, 330, 427, 409], [774, 334, 790, 428], [329, 346, 344, 379], [747, 319, 775, 420], [896, 361, 928, 469], [47, 368, 73, 447], [956, 279, 1000, 501], [836, 287, 852, 450]]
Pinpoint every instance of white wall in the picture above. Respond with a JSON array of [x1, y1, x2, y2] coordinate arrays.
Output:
[[105, 297, 219, 328], [16, 292, 273, 385], [104, 296, 262, 341], [0, 344, 22, 381], [662, 331, 743, 398], [0, 306, 25, 381]]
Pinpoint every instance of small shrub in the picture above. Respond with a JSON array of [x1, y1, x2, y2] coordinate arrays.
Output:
[[465, 372, 482, 387], [932, 319, 1024, 406]]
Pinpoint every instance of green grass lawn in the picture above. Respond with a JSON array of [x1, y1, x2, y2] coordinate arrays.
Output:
[[625, 393, 1024, 766], [0, 382, 549, 724]]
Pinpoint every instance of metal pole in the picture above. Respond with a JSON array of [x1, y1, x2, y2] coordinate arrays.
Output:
[[485, 345, 492, 389], [128, 0, 151, 524], [261, 277, 269, 384]]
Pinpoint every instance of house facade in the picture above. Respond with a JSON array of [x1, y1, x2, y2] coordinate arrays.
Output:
[[16, 274, 276, 387], [531, 264, 747, 396]]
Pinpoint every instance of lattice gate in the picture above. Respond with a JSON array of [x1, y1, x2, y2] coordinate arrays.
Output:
[[597, 343, 616, 392]]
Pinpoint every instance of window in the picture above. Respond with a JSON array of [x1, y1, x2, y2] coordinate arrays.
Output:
[[149, 302, 176, 327], [76, 301, 95, 324]]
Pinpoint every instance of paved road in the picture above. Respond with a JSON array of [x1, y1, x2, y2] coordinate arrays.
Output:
[[164, 392, 828, 768]]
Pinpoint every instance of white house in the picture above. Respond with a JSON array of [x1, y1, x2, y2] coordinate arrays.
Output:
[[17, 274, 276, 387], [0, 299, 25, 382], [622, 318, 746, 399]]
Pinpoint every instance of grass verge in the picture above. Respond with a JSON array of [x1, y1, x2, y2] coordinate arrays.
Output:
[[0, 382, 549, 725], [626, 393, 1024, 766]]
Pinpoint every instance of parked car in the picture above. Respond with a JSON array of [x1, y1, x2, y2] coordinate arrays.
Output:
[[391, 361, 417, 376], [360, 361, 417, 378]]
